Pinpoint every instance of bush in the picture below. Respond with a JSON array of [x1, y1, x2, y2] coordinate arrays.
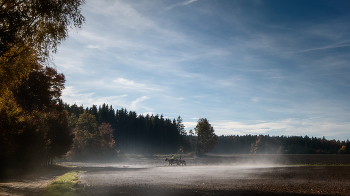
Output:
[[338, 146, 350, 154]]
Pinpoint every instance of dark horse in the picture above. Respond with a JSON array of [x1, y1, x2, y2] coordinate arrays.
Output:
[[165, 158, 178, 165], [177, 160, 186, 166]]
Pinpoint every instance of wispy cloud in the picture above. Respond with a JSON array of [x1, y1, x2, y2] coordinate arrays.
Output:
[[163, 0, 198, 13], [183, 121, 198, 131], [251, 98, 260, 103], [66, 1, 206, 79], [62, 86, 128, 107], [62, 86, 155, 112], [130, 96, 150, 111], [112, 78, 162, 92], [87, 45, 101, 49], [298, 43, 350, 53], [72, 78, 165, 93]]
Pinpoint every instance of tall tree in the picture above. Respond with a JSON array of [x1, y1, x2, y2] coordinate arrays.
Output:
[[41, 103, 73, 165], [176, 116, 191, 153], [67, 112, 98, 160], [176, 116, 186, 135], [0, 0, 85, 171], [194, 118, 218, 155]]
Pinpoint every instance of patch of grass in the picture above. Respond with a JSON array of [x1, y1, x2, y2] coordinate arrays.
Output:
[[42, 170, 84, 196]]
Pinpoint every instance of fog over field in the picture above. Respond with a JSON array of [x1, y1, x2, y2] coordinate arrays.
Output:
[[60, 154, 285, 168], [80, 165, 275, 187], [62, 156, 283, 194], [58, 155, 350, 196]]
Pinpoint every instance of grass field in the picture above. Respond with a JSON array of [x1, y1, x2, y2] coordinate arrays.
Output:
[[42, 170, 83, 196]]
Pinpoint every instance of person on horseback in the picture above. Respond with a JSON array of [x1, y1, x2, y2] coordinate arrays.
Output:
[[171, 155, 175, 160]]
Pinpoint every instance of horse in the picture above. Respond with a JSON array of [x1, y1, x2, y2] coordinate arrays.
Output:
[[177, 160, 186, 166], [165, 158, 178, 166]]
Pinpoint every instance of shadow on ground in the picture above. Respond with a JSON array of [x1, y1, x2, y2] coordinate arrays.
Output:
[[85, 186, 333, 196]]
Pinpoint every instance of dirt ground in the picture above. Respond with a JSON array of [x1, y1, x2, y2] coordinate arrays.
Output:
[[0, 166, 71, 196], [78, 165, 350, 196], [1, 154, 350, 196]]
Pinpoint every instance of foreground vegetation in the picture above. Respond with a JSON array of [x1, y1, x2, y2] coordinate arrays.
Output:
[[42, 170, 83, 196]]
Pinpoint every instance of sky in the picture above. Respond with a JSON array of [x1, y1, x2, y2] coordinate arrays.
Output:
[[53, 0, 350, 140]]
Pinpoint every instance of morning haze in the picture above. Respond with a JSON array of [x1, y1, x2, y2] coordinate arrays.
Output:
[[1, 1, 350, 196]]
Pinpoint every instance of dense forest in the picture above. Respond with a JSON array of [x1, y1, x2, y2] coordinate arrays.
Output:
[[64, 103, 192, 158], [212, 134, 350, 154]]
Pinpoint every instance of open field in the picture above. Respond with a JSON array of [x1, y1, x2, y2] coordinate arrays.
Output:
[[65, 154, 350, 196], [1, 154, 350, 196], [79, 166, 350, 196]]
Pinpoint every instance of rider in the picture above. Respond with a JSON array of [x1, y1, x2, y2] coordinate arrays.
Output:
[[171, 155, 175, 160]]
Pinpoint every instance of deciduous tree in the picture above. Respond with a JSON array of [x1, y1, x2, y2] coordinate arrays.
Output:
[[0, 0, 84, 171], [0, 0, 85, 58], [0, 63, 72, 168], [40, 104, 73, 165], [0, 0, 85, 90], [194, 118, 218, 155], [67, 112, 116, 160], [99, 122, 115, 152]]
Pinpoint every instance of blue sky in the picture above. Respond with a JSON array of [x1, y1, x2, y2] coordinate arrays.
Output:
[[53, 0, 350, 140]]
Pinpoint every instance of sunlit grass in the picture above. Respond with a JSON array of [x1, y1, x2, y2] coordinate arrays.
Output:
[[42, 170, 83, 196]]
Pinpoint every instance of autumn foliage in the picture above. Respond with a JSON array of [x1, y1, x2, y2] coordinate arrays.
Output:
[[65, 112, 116, 160], [0, 63, 73, 170], [0, 0, 85, 173]]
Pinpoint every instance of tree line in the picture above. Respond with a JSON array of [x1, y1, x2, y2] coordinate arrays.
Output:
[[63, 103, 191, 158], [211, 134, 350, 154], [63, 104, 218, 160]]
